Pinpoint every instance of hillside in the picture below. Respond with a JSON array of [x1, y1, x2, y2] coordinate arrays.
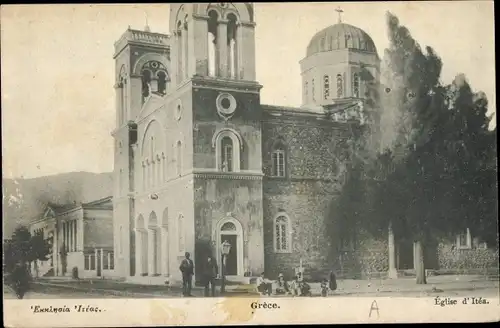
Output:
[[2, 171, 113, 238]]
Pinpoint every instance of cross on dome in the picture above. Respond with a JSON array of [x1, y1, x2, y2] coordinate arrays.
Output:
[[144, 10, 151, 32], [335, 6, 344, 23]]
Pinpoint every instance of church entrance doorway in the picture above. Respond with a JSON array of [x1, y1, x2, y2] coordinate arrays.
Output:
[[220, 234, 237, 275], [215, 218, 244, 277]]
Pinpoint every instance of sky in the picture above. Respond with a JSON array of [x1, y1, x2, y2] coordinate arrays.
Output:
[[1, 2, 495, 179]]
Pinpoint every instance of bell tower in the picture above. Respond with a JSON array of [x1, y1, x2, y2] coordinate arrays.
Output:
[[111, 26, 170, 277], [169, 3, 257, 84], [166, 3, 265, 281]]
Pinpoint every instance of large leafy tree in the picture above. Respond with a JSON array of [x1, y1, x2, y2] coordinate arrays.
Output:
[[366, 12, 497, 284]]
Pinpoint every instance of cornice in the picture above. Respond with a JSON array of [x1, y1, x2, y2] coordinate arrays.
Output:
[[192, 77, 262, 94], [193, 169, 264, 180]]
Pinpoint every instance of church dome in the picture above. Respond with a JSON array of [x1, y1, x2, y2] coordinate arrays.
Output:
[[306, 23, 377, 57]]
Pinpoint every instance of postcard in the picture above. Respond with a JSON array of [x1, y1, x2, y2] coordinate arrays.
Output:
[[2, 2, 498, 327]]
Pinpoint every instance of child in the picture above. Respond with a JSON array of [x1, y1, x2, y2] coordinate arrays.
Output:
[[289, 275, 300, 297], [320, 279, 328, 297]]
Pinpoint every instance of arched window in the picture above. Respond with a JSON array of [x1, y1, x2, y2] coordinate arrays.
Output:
[[312, 79, 315, 101], [162, 153, 167, 182], [178, 214, 185, 253], [119, 78, 126, 125], [336, 74, 343, 98], [142, 160, 146, 190], [141, 61, 168, 98], [271, 144, 286, 177], [176, 21, 183, 83], [142, 69, 152, 100], [183, 16, 189, 80], [150, 136, 155, 186], [323, 75, 330, 100], [274, 214, 291, 253], [212, 128, 242, 172], [157, 71, 167, 95], [207, 10, 219, 77], [353, 73, 360, 98], [227, 13, 238, 79], [221, 136, 233, 172], [176, 141, 182, 176]]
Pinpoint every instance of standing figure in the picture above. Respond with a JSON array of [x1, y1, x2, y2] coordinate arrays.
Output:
[[202, 255, 219, 297], [329, 268, 337, 293], [179, 252, 194, 297]]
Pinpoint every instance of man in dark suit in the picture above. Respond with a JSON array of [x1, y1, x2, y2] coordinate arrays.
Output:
[[202, 255, 219, 297], [179, 252, 194, 297]]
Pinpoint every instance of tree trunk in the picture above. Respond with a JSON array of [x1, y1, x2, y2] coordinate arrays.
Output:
[[414, 240, 427, 284], [34, 260, 39, 278]]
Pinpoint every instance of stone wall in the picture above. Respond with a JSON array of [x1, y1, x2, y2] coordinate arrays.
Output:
[[193, 176, 264, 282], [437, 243, 499, 273], [261, 113, 352, 280]]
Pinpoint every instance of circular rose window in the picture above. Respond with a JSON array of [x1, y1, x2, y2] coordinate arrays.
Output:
[[216, 93, 237, 119]]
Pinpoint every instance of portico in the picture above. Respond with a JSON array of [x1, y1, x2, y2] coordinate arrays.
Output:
[[134, 210, 170, 278]]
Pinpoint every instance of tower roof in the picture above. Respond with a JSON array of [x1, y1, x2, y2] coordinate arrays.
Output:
[[306, 23, 377, 57]]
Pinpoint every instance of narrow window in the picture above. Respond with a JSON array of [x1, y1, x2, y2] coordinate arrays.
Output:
[[221, 136, 233, 172], [103, 252, 109, 270], [207, 11, 219, 77], [272, 146, 285, 177], [336, 74, 343, 98], [183, 16, 189, 79], [176, 141, 182, 176], [109, 252, 114, 270], [275, 216, 290, 252], [353, 73, 360, 98], [177, 21, 183, 82], [157, 71, 167, 95], [312, 79, 315, 101], [323, 75, 330, 100], [227, 13, 238, 79], [90, 254, 96, 270], [142, 69, 152, 99], [84, 254, 90, 270]]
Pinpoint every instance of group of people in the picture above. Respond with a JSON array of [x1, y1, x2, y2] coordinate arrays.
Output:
[[256, 270, 337, 297], [179, 252, 338, 298], [178, 252, 219, 297]]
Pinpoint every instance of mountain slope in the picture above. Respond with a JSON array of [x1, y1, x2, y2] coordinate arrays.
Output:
[[2, 171, 113, 238]]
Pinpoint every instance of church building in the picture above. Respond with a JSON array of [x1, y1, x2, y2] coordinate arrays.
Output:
[[111, 3, 381, 284], [112, 3, 489, 284]]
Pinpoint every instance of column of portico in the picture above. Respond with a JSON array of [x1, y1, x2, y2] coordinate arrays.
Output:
[[135, 228, 143, 276], [387, 222, 398, 279], [148, 229, 155, 275], [161, 225, 169, 276]]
